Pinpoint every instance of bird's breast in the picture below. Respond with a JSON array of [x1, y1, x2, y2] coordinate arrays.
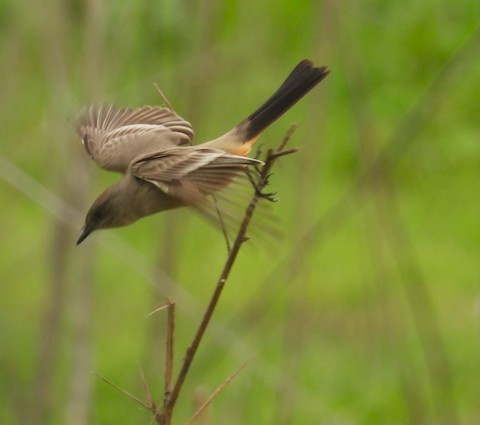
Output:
[[126, 176, 185, 218]]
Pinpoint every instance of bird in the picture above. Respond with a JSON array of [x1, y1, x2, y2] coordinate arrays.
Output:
[[75, 60, 330, 245]]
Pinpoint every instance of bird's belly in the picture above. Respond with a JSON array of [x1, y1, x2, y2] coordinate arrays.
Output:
[[129, 178, 186, 218]]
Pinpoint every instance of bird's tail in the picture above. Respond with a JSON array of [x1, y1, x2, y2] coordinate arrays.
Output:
[[237, 60, 330, 141], [202, 60, 329, 156]]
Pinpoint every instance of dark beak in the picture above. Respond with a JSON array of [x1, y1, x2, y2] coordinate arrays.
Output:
[[76, 226, 92, 245]]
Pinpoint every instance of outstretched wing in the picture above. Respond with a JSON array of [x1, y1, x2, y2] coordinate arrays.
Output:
[[130, 147, 261, 204], [76, 105, 194, 173], [132, 147, 279, 240]]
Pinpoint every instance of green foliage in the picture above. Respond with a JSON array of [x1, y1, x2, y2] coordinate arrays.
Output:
[[1, 0, 479, 424]]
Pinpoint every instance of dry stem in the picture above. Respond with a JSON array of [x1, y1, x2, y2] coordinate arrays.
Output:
[[159, 126, 298, 424]]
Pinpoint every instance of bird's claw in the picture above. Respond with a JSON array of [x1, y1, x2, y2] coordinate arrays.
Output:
[[255, 188, 278, 202], [245, 168, 278, 202]]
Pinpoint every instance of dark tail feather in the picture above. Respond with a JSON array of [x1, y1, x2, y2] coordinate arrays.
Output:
[[238, 60, 330, 141]]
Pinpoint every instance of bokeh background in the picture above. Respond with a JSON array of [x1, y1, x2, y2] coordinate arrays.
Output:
[[1, 1, 480, 424]]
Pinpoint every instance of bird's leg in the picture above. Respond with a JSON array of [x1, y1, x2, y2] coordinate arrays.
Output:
[[245, 167, 278, 202], [211, 194, 232, 252]]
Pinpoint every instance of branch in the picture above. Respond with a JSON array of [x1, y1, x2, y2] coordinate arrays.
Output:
[[160, 126, 298, 423], [161, 301, 176, 424]]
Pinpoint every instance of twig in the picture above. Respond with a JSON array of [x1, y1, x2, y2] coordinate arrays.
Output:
[[93, 373, 151, 410], [277, 124, 297, 152], [161, 126, 298, 423], [146, 303, 172, 317], [162, 301, 176, 424], [154, 83, 175, 112], [139, 364, 154, 409], [184, 355, 256, 425]]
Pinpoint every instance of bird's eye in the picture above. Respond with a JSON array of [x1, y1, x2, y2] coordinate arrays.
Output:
[[92, 209, 104, 222]]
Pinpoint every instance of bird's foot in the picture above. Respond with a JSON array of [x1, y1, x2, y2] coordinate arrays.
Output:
[[246, 169, 278, 202]]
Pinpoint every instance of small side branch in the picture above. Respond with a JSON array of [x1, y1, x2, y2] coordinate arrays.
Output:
[[185, 355, 255, 425]]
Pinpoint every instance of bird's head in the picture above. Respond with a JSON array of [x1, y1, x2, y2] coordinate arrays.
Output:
[[76, 186, 132, 245]]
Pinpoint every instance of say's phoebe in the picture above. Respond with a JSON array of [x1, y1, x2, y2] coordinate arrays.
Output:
[[76, 60, 329, 244]]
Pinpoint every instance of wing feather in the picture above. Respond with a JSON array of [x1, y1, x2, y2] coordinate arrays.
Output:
[[131, 147, 262, 202], [132, 146, 279, 239], [77, 105, 194, 173]]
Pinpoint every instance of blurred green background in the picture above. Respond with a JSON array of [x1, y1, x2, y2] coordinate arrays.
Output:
[[1, 0, 480, 424]]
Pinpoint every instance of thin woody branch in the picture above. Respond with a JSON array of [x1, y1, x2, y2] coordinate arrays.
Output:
[[161, 301, 175, 424], [159, 126, 298, 424]]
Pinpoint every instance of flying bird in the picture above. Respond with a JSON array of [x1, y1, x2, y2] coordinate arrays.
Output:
[[76, 60, 329, 245]]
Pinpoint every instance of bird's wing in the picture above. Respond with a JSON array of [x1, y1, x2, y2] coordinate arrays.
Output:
[[77, 105, 194, 173], [130, 147, 262, 204], [132, 147, 279, 239]]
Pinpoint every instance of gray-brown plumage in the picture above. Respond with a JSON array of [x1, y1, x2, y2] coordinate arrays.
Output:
[[76, 60, 330, 244]]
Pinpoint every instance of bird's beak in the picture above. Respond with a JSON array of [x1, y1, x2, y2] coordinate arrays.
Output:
[[76, 226, 92, 245]]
